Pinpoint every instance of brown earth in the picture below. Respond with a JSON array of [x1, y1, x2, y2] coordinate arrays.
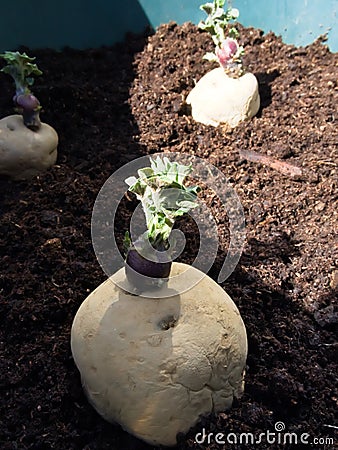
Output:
[[0, 22, 337, 450]]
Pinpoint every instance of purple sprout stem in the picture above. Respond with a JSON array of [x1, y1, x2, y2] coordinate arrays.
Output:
[[15, 93, 41, 131]]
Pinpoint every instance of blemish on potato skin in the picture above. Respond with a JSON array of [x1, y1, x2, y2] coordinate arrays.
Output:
[[158, 315, 178, 330]]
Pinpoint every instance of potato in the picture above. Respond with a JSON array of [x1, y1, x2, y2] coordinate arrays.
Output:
[[71, 263, 247, 446]]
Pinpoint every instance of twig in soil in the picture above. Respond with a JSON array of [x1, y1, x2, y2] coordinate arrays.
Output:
[[239, 149, 303, 179]]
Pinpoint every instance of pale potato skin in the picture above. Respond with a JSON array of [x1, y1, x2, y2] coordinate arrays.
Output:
[[71, 263, 248, 447], [0, 115, 58, 179], [186, 69, 260, 127]]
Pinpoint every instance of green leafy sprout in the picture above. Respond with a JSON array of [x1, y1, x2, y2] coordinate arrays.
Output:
[[199, 0, 244, 75], [0, 51, 43, 130], [0, 51, 42, 96], [124, 157, 201, 250]]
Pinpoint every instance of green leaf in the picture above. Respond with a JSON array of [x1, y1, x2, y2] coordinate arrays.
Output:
[[0, 51, 42, 94], [125, 175, 138, 187], [26, 77, 35, 86], [229, 7, 239, 19], [138, 167, 154, 181], [177, 200, 198, 210], [124, 157, 200, 244], [128, 179, 146, 197], [200, 4, 213, 14], [228, 27, 239, 39]]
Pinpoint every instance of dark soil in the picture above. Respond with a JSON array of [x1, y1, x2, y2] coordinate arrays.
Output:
[[0, 22, 337, 450]]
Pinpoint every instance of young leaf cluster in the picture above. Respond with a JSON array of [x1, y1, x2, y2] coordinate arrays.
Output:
[[125, 157, 200, 246], [199, 0, 239, 47], [198, 0, 244, 75], [0, 51, 42, 96]]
